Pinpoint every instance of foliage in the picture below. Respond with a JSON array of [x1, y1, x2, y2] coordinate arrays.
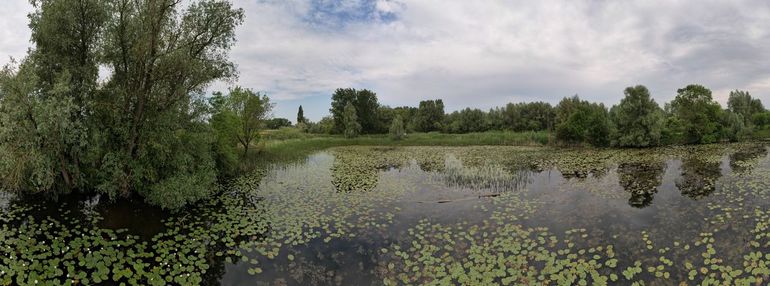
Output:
[[0, 0, 245, 209], [389, 114, 406, 140], [502, 102, 555, 131], [753, 112, 770, 127], [330, 88, 380, 134], [555, 95, 611, 146], [721, 111, 750, 142], [727, 90, 764, 126], [393, 106, 419, 132], [444, 108, 488, 133], [660, 116, 687, 146], [609, 85, 664, 147], [265, 118, 292, 129], [414, 99, 445, 132], [209, 87, 273, 157], [666, 84, 723, 144], [343, 102, 362, 138], [296, 105, 307, 125], [306, 116, 335, 134]]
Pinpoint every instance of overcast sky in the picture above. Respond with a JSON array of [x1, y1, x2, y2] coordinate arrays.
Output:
[[2, 0, 770, 121]]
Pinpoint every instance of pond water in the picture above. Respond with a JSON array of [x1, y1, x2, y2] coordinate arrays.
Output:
[[1, 143, 770, 285]]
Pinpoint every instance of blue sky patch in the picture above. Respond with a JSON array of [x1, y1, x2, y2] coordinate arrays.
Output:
[[303, 0, 399, 30]]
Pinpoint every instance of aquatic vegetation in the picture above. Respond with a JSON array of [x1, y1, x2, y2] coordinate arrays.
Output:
[[0, 143, 769, 285]]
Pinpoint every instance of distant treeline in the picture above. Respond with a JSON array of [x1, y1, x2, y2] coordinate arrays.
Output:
[[286, 86, 768, 147]]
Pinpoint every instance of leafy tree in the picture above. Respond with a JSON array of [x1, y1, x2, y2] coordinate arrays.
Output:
[[414, 99, 445, 132], [721, 111, 750, 142], [0, 0, 245, 209], [727, 90, 764, 126], [667, 84, 723, 144], [753, 111, 770, 127], [609, 85, 664, 147], [343, 102, 361, 138], [376, 106, 395, 134], [266, 118, 292, 129], [330, 88, 380, 134], [210, 87, 273, 157], [296, 105, 307, 125], [307, 116, 335, 134], [393, 106, 419, 132], [503, 102, 554, 131], [485, 107, 505, 131], [208, 92, 240, 176], [444, 108, 487, 133], [555, 96, 610, 146], [0, 0, 108, 193], [389, 114, 406, 140], [660, 115, 687, 145]]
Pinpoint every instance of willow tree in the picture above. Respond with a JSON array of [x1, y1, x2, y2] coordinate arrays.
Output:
[[0, 0, 108, 193], [0, 0, 245, 209], [609, 85, 664, 147]]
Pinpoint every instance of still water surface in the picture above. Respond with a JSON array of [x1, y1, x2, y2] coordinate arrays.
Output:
[[1, 144, 769, 285]]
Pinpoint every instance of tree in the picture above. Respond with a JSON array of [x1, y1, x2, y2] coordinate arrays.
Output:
[[330, 88, 380, 134], [307, 116, 335, 134], [0, 0, 245, 209], [753, 111, 770, 128], [389, 114, 406, 140], [609, 85, 664, 147], [343, 102, 361, 138], [297, 105, 307, 125], [667, 85, 723, 144], [444, 108, 486, 133], [393, 106, 419, 132], [211, 87, 273, 157], [721, 111, 750, 142], [727, 90, 764, 126], [503, 102, 554, 131], [555, 96, 610, 146], [414, 99, 445, 132], [0, 0, 108, 193], [266, 118, 292, 129]]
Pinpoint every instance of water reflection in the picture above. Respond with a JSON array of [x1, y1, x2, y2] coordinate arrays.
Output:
[[4, 144, 770, 285], [729, 145, 768, 173], [617, 161, 666, 208], [676, 157, 722, 200]]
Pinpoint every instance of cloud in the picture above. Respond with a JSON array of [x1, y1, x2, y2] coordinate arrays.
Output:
[[3, 0, 770, 121]]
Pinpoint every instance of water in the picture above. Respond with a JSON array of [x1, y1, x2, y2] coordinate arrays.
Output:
[[1, 143, 769, 285]]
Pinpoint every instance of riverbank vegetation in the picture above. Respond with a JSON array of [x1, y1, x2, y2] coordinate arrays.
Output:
[[295, 85, 770, 148]]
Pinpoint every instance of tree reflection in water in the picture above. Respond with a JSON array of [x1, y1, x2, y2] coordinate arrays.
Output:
[[729, 145, 768, 173], [676, 157, 722, 200], [617, 161, 666, 208]]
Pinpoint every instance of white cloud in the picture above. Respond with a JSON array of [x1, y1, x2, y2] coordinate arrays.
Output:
[[3, 0, 770, 120]]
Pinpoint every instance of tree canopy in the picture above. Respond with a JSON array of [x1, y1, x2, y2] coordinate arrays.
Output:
[[330, 88, 380, 134], [414, 99, 445, 132], [667, 85, 723, 144], [609, 85, 664, 147], [0, 0, 244, 209]]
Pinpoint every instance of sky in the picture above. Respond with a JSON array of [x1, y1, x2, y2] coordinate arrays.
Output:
[[2, 1, 770, 122]]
